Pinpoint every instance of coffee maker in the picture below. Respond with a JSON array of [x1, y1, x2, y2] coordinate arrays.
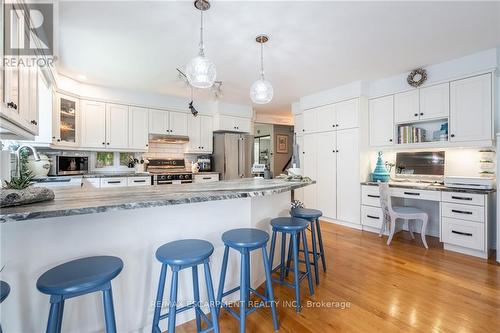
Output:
[[197, 155, 212, 172]]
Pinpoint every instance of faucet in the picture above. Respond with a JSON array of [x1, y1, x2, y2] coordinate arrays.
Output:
[[15, 144, 40, 177]]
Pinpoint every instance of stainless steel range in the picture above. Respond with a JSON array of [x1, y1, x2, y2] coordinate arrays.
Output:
[[146, 159, 193, 185]]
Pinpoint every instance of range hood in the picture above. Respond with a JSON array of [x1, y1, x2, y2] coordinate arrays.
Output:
[[148, 134, 190, 144]]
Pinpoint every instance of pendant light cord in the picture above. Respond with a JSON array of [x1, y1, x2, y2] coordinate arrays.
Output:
[[260, 40, 265, 79], [199, 9, 205, 56]]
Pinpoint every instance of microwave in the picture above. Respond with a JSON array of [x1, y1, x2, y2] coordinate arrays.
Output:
[[49, 155, 89, 176]]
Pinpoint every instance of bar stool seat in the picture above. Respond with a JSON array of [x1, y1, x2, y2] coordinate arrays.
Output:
[[37, 256, 123, 296], [217, 228, 278, 333], [37, 256, 123, 333], [222, 228, 269, 249], [156, 239, 214, 266], [290, 208, 322, 219], [152, 239, 219, 333], [270, 217, 309, 231], [0, 281, 10, 303]]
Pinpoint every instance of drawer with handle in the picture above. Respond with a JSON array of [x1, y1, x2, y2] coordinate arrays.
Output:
[[361, 185, 381, 207], [194, 174, 219, 183], [442, 192, 485, 206], [391, 188, 441, 201], [361, 205, 384, 229], [442, 202, 484, 223], [100, 177, 127, 188], [441, 217, 485, 251], [127, 176, 152, 187]]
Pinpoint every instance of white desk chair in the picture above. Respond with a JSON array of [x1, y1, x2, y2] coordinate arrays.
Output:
[[378, 183, 429, 249]]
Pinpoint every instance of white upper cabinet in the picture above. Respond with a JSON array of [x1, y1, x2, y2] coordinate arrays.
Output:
[[316, 104, 336, 132], [148, 109, 168, 134], [81, 100, 106, 148], [394, 89, 419, 124], [450, 73, 492, 142], [54, 94, 81, 147], [187, 114, 213, 153], [128, 106, 149, 150], [369, 95, 394, 146], [169, 111, 188, 136], [106, 104, 129, 149], [419, 83, 449, 121], [294, 113, 304, 135], [303, 108, 317, 134], [213, 115, 252, 133], [336, 98, 359, 130]]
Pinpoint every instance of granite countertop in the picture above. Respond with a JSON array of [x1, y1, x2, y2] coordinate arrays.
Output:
[[1, 178, 313, 223], [361, 182, 495, 194]]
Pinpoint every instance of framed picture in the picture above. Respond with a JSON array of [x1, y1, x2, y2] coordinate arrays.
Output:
[[276, 134, 289, 153]]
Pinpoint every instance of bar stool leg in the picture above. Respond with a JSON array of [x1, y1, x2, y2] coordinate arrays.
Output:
[[203, 261, 220, 333], [152, 264, 167, 333], [301, 230, 315, 296], [102, 283, 117, 333], [268, 230, 277, 273], [309, 220, 320, 285], [192, 266, 202, 332], [285, 235, 292, 278], [216, 246, 230, 315], [245, 253, 251, 308], [239, 249, 249, 333], [315, 218, 327, 272], [55, 299, 64, 333], [167, 267, 179, 333], [280, 233, 287, 281], [262, 246, 279, 331], [291, 232, 301, 313], [46, 297, 61, 333]]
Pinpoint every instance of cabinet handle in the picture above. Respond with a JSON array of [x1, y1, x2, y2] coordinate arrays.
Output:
[[336, 124, 339, 127], [203, 177, 211, 180], [414, 113, 418, 117], [7, 102, 17, 110], [389, 139, 393, 142], [30, 120, 37, 125], [366, 215, 380, 219], [420, 112, 424, 116], [57, 139, 61, 142], [133, 180, 146, 183], [107, 181, 121, 184], [336, 149, 339, 153], [451, 209, 473, 215], [451, 196, 472, 201], [403, 191, 420, 196], [367, 194, 380, 198], [107, 142, 110, 145], [146, 144, 149, 147], [450, 134, 455, 138], [302, 129, 305, 132], [451, 230, 473, 237], [52, 136, 56, 139], [332, 150, 336, 153], [102, 142, 105, 145]]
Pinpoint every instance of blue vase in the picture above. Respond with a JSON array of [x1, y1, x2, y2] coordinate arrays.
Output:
[[372, 151, 390, 182]]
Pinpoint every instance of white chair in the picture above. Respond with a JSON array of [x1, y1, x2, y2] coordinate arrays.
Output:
[[378, 183, 429, 249]]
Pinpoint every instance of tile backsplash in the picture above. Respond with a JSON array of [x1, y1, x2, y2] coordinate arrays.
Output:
[[142, 142, 185, 159]]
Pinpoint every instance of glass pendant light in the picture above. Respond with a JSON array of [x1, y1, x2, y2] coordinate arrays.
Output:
[[186, 0, 216, 89], [250, 35, 273, 104]]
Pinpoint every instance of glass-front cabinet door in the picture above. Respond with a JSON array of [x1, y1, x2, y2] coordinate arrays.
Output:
[[53, 93, 80, 146]]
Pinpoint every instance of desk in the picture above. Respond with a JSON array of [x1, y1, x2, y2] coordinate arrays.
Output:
[[360, 182, 495, 259]]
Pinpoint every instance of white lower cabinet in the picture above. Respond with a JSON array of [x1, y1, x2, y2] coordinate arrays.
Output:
[[127, 176, 151, 186], [442, 217, 485, 252], [361, 205, 383, 229], [100, 177, 127, 188], [193, 173, 219, 183], [336, 129, 360, 224], [315, 132, 336, 218]]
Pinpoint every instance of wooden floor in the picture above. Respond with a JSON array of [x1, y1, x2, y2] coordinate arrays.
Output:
[[176, 222, 500, 333]]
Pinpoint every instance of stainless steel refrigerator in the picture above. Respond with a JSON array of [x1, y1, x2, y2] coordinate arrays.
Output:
[[213, 133, 254, 180]]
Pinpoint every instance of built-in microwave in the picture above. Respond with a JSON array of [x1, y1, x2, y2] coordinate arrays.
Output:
[[49, 155, 89, 176]]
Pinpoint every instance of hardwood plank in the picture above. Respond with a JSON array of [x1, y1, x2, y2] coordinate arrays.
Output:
[[174, 222, 500, 332]]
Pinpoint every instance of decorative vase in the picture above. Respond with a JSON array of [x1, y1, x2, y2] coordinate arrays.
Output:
[[372, 151, 390, 182]]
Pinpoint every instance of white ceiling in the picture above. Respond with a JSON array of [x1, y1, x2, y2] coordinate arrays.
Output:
[[57, 1, 500, 116]]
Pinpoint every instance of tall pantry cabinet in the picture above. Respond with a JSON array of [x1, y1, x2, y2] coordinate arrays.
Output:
[[294, 97, 366, 226]]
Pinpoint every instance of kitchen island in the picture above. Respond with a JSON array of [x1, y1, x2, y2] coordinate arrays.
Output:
[[0, 178, 312, 333]]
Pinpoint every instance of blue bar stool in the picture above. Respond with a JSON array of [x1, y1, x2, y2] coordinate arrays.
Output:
[[217, 228, 278, 333], [152, 239, 219, 333], [269, 217, 314, 313], [0, 281, 10, 333], [288, 208, 326, 285], [36, 256, 123, 333]]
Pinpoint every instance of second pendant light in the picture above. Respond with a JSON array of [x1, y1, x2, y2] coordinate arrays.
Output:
[[250, 35, 274, 104]]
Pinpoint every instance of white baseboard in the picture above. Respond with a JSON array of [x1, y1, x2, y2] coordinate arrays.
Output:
[[321, 217, 363, 230]]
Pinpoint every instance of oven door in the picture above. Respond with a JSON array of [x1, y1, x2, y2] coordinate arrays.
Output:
[[57, 156, 89, 175]]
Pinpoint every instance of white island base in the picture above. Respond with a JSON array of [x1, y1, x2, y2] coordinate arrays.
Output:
[[1, 192, 291, 333]]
